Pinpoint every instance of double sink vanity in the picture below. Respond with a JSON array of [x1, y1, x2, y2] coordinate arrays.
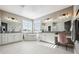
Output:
[[0, 10, 37, 45], [39, 32, 71, 44], [39, 18, 72, 44], [0, 10, 24, 45]]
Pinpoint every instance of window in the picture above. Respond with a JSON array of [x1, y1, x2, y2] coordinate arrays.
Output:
[[22, 20, 32, 33], [34, 19, 41, 33]]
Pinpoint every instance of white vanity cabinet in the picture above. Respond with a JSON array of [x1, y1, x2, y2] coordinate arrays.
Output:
[[24, 33, 37, 41], [27, 34, 36, 40], [14, 33, 23, 41], [39, 33, 55, 43], [7, 33, 23, 43], [14, 33, 19, 41], [1, 33, 23, 45]]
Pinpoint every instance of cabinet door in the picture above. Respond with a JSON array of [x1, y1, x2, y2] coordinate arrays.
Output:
[[19, 33, 23, 41], [17, 33, 22, 41], [2, 34, 8, 44], [12, 34, 17, 42], [46, 33, 55, 43], [40, 33, 46, 41], [27, 34, 36, 40], [14, 33, 19, 41], [40, 33, 55, 43], [7, 34, 14, 43], [14, 33, 23, 42]]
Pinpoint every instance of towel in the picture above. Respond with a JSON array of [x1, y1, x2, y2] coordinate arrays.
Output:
[[58, 32, 68, 44]]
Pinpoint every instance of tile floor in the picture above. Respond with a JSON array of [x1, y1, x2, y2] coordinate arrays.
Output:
[[0, 41, 75, 54]]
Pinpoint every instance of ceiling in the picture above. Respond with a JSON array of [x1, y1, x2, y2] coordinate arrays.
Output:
[[0, 5, 71, 19]]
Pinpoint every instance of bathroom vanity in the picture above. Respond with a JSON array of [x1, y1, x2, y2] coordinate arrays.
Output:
[[0, 10, 23, 45], [39, 32, 55, 44], [0, 33, 23, 45]]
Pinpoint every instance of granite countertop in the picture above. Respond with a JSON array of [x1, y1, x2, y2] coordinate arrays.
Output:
[[41, 31, 71, 35], [41, 31, 65, 33], [0, 31, 22, 33]]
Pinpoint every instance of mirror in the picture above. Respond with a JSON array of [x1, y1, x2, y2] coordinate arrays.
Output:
[[0, 11, 22, 33]]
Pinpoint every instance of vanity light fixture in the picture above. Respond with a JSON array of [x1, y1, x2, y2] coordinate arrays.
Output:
[[5, 17, 18, 22], [11, 17, 18, 22], [62, 13, 66, 16], [46, 18, 50, 20], [58, 13, 70, 19], [44, 18, 53, 23]]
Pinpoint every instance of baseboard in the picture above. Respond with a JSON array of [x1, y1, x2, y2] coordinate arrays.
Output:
[[39, 40, 54, 44], [24, 40, 37, 41], [0, 40, 23, 46]]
